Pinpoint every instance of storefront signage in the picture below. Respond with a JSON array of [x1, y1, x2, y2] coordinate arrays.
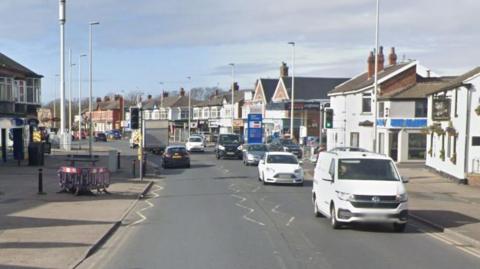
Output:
[[432, 97, 451, 121]]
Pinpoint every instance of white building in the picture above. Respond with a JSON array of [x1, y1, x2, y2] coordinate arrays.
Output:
[[425, 67, 480, 182], [327, 47, 438, 162]]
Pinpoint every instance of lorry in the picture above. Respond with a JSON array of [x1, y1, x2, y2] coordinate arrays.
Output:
[[130, 119, 169, 155]]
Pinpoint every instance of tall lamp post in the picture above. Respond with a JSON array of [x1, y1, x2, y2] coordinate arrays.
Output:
[[54, 74, 59, 129], [59, 0, 66, 145], [372, 0, 380, 153], [229, 63, 235, 133], [186, 76, 192, 136], [288, 42, 296, 140], [68, 49, 75, 136], [78, 54, 87, 149], [88, 21, 100, 157]]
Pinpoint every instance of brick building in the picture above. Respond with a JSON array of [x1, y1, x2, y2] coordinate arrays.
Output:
[[85, 95, 124, 133]]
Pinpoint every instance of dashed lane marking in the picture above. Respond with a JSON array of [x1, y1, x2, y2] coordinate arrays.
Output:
[[286, 217, 295, 227]]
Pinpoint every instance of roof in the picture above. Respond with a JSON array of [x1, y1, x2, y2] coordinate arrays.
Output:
[[95, 98, 122, 110], [426, 66, 480, 95], [195, 90, 251, 107], [259, 78, 278, 102], [143, 95, 200, 109], [0, 52, 43, 78], [223, 90, 251, 103], [281, 77, 349, 100], [379, 77, 457, 100], [325, 151, 391, 160], [329, 62, 412, 95]]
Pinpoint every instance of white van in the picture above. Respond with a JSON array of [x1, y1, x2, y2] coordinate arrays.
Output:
[[312, 150, 409, 232]]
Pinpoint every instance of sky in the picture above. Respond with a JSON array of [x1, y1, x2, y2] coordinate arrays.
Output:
[[1, 0, 479, 103]]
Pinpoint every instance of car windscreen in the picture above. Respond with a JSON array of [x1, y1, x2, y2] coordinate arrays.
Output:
[[189, 137, 202, 142], [267, 155, 298, 164], [337, 159, 400, 181], [167, 147, 188, 154], [248, 144, 267, 151], [219, 135, 240, 144], [279, 139, 294, 145]]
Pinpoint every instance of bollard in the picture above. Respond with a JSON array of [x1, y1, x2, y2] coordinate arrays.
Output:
[[37, 168, 45, 195], [132, 159, 136, 177], [142, 153, 147, 177], [117, 152, 121, 169]]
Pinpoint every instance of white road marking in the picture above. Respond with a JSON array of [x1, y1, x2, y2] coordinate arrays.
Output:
[[286, 216, 295, 227], [131, 184, 163, 226], [271, 204, 282, 214], [231, 193, 265, 226]]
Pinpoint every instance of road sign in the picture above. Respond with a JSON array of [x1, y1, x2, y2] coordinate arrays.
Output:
[[247, 114, 263, 144]]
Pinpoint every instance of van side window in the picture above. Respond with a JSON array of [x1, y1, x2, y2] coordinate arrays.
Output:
[[329, 159, 336, 179]]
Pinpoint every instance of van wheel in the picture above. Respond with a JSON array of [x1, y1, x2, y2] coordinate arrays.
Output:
[[313, 196, 322, 218], [393, 223, 407, 232], [330, 205, 340, 229]]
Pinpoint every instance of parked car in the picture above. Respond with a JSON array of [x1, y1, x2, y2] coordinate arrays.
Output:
[[312, 151, 409, 232], [215, 133, 243, 160], [105, 130, 122, 140], [94, 132, 107, 142], [162, 145, 190, 169], [258, 152, 304, 186], [72, 130, 87, 140], [186, 136, 205, 152], [268, 138, 303, 158], [242, 143, 268, 166]]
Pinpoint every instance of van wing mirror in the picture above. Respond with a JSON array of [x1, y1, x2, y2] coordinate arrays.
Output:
[[322, 174, 333, 182], [401, 176, 409, 183]]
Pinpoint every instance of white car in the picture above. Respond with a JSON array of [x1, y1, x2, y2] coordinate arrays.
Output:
[[186, 136, 205, 152], [312, 151, 409, 232], [258, 152, 304, 186]]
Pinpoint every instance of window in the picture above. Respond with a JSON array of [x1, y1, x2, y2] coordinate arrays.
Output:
[[160, 109, 168, 119], [361, 93, 371, 113], [203, 108, 210, 119], [329, 159, 336, 178], [350, 132, 359, 148], [152, 110, 160, 120], [473, 137, 480, 146], [0, 77, 14, 101], [267, 154, 298, 164], [193, 109, 200, 119], [408, 133, 426, 160], [378, 102, 384, 117], [180, 109, 189, 119], [211, 107, 219, 118], [415, 100, 428, 117], [338, 159, 400, 181], [15, 80, 26, 102], [447, 135, 451, 158]]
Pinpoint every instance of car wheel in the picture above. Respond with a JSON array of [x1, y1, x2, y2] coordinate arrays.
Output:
[[313, 196, 322, 218], [330, 204, 340, 229], [186, 163, 191, 168], [262, 173, 267, 185], [216, 153, 220, 160], [393, 223, 407, 232]]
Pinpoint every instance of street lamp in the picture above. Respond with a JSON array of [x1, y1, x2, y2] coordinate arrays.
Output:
[[78, 53, 87, 149], [373, 0, 380, 153], [88, 21, 100, 157], [229, 63, 235, 133], [54, 74, 59, 129], [68, 49, 76, 136], [59, 0, 66, 148], [288, 41, 295, 140], [186, 76, 192, 136]]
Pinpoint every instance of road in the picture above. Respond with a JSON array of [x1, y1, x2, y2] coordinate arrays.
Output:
[[82, 146, 480, 269]]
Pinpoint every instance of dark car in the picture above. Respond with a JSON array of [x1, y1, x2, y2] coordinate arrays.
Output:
[[215, 133, 242, 160], [242, 144, 268, 166], [162, 145, 190, 169], [268, 138, 302, 158], [94, 132, 107, 142]]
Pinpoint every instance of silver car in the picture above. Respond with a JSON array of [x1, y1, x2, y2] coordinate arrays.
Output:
[[242, 144, 268, 166]]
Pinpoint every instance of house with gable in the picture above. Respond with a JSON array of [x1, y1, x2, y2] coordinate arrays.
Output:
[[327, 46, 445, 162]]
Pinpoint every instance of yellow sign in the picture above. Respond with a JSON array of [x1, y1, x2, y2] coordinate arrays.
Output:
[[33, 131, 42, 142]]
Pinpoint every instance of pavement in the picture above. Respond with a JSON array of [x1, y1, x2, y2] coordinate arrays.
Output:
[[78, 149, 480, 269], [0, 147, 150, 269]]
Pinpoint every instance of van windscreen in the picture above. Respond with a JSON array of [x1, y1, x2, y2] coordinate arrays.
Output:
[[337, 159, 400, 181]]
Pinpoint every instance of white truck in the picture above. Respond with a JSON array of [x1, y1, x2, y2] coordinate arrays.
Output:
[[143, 119, 169, 155]]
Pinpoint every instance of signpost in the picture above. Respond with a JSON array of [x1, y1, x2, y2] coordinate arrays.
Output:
[[247, 114, 263, 144]]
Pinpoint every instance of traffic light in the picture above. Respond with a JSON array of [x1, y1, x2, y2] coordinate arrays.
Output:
[[130, 107, 140, 129], [324, 109, 333, 129]]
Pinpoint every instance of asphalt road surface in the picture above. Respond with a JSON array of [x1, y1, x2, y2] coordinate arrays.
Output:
[[84, 147, 480, 269]]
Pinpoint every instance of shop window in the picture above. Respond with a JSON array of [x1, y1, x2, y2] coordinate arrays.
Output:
[[415, 100, 428, 117], [378, 102, 384, 117], [408, 133, 426, 160], [473, 137, 480, 146]]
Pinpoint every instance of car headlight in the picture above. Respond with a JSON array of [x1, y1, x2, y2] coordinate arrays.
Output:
[[218, 145, 225, 150], [396, 193, 408, 202], [336, 191, 354, 201], [283, 146, 289, 151], [294, 168, 303, 174], [266, 167, 275, 173], [247, 154, 255, 160], [237, 146, 242, 150]]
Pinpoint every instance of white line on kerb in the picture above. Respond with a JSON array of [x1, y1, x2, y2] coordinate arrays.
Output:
[[131, 184, 163, 226]]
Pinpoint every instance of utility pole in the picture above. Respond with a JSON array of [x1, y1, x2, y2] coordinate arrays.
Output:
[[88, 21, 99, 157], [59, 0, 66, 147], [229, 63, 235, 133], [288, 42, 296, 140], [187, 76, 191, 136], [373, 0, 380, 153], [68, 49, 74, 136], [78, 54, 87, 149]]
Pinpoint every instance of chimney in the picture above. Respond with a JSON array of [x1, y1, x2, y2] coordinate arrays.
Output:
[[280, 62, 289, 77], [215, 89, 219, 96], [377, 46, 385, 72], [96, 97, 102, 103], [103, 96, 110, 102], [388, 47, 397, 66], [367, 51, 375, 78], [426, 70, 431, 78], [233, 82, 239, 91], [162, 91, 169, 98], [147, 94, 152, 100], [180, 87, 185, 96]]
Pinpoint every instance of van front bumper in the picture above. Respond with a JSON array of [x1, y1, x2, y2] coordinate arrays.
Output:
[[335, 201, 408, 224]]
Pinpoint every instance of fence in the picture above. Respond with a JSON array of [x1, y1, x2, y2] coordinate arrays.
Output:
[[58, 166, 110, 195]]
